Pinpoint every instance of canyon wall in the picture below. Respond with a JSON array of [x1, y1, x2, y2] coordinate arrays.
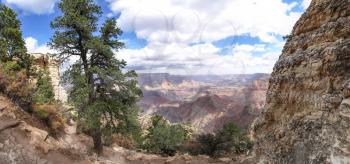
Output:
[[253, 0, 350, 163], [138, 73, 269, 133]]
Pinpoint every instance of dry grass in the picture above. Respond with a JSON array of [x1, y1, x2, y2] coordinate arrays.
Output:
[[0, 68, 33, 104], [32, 103, 65, 137], [110, 133, 136, 149]]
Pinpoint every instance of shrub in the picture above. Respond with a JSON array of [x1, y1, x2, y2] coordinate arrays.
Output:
[[197, 133, 220, 156], [0, 62, 33, 108], [217, 123, 253, 154], [143, 115, 189, 156], [193, 122, 253, 158]]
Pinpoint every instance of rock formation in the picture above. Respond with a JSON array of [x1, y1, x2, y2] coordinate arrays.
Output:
[[253, 0, 350, 163], [31, 53, 67, 103]]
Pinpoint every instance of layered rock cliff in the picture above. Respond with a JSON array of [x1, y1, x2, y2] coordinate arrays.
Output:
[[253, 0, 350, 163], [138, 73, 269, 133]]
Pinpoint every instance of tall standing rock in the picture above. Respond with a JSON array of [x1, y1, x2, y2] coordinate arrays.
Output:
[[253, 0, 350, 163]]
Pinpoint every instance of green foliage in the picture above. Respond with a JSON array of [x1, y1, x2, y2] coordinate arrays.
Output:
[[196, 133, 219, 156], [33, 71, 56, 104], [0, 4, 33, 106], [50, 0, 142, 153], [217, 123, 253, 154], [2, 60, 21, 73], [143, 115, 189, 156], [195, 122, 253, 157], [0, 4, 31, 74], [0, 4, 63, 137]]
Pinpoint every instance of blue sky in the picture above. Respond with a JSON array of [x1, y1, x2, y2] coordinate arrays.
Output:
[[2, 0, 311, 75]]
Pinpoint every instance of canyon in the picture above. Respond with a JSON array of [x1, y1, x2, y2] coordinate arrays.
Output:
[[137, 73, 269, 133], [29, 53, 269, 134], [2, 0, 349, 163]]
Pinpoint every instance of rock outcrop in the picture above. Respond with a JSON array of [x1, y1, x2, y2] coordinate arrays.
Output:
[[253, 0, 350, 163], [31, 53, 68, 103]]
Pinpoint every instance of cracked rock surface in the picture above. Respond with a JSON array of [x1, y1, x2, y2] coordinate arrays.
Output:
[[252, 0, 350, 163]]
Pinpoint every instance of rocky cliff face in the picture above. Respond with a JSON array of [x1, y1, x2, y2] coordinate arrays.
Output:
[[253, 0, 350, 163]]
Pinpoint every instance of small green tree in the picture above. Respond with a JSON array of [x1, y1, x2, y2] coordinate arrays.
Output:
[[50, 0, 142, 154], [33, 70, 55, 104], [144, 115, 189, 156]]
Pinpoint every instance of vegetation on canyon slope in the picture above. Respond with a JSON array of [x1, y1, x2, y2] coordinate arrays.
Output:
[[0, 4, 32, 103], [0, 3, 64, 138], [0, 0, 253, 159]]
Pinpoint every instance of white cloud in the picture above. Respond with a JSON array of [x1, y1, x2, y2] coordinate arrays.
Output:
[[107, 0, 302, 44], [301, 0, 312, 10], [232, 44, 266, 53], [4, 0, 57, 14], [106, 0, 303, 74], [25, 37, 54, 54], [117, 42, 281, 75]]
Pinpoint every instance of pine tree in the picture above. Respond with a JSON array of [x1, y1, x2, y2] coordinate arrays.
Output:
[[33, 70, 55, 104], [50, 0, 142, 154], [0, 4, 31, 74]]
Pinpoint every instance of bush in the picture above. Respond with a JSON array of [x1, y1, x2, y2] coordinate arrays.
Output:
[[0, 62, 33, 108], [192, 122, 253, 158], [219, 123, 253, 154], [197, 133, 220, 156], [143, 115, 189, 156]]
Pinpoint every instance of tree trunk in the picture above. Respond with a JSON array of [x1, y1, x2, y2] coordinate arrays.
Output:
[[92, 128, 103, 155]]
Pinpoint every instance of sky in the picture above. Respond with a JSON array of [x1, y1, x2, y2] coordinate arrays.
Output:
[[1, 0, 312, 75]]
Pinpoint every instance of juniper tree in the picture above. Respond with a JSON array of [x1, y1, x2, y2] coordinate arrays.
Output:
[[50, 0, 142, 154]]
